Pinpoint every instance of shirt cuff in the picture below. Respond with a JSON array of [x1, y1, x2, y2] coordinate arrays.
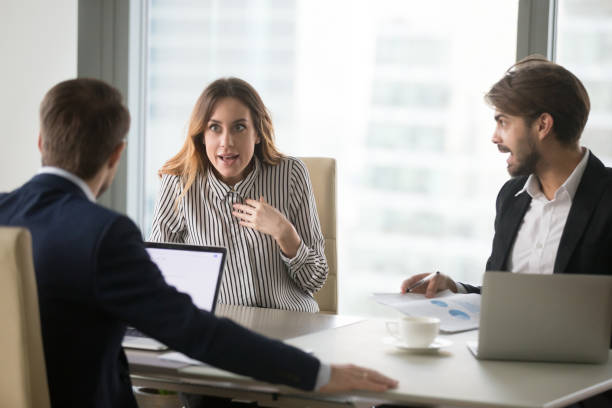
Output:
[[279, 240, 308, 270], [314, 363, 331, 390], [455, 282, 468, 294]]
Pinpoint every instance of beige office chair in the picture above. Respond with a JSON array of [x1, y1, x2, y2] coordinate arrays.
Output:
[[299, 157, 338, 314], [0, 227, 51, 408]]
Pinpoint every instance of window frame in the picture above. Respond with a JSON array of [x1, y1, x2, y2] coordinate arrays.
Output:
[[78, 0, 558, 233]]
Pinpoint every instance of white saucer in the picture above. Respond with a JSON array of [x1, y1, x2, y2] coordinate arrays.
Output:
[[383, 336, 453, 351]]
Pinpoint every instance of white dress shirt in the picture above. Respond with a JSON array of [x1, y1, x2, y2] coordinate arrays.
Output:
[[508, 148, 589, 274]]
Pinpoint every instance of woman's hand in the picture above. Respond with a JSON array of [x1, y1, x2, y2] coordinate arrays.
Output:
[[232, 196, 301, 257]]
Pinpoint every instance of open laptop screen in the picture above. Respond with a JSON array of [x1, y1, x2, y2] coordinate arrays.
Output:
[[145, 242, 226, 313]]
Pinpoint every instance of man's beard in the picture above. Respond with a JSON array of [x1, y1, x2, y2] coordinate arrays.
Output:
[[508, 133, 540, 177], [509, 148, 540, 177]]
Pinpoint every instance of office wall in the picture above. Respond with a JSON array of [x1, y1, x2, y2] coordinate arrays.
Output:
[[0, 0, 78, 191]]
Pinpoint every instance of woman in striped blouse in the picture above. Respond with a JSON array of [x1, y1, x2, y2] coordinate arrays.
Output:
[[149, 77, 328, 313]]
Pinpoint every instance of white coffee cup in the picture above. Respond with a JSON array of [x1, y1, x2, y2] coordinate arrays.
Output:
[[385, 316, 440, 347]]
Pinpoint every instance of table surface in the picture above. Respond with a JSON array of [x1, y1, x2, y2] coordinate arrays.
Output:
[[127, 304, 612, 408]]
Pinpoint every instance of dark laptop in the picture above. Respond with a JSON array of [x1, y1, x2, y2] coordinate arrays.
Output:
[[122, 242, 226, 350]]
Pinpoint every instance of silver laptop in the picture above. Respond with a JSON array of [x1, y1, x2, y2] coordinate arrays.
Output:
[[467, 271, 612, 363], [122, 242, 226, 350]]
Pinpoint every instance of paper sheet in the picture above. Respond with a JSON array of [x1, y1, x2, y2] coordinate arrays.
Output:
[[372, 290, 481, 333], [159, 351, 207, 366]]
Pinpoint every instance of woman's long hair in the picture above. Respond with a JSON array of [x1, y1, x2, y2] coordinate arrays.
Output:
[[159, 77, 283, 200]]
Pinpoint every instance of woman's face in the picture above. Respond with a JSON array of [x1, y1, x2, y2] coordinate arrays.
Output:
[[203, 97, 260, 186]]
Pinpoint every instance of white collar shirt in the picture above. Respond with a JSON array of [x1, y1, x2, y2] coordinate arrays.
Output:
[[507, 148, 590, 274], [37, 166, 96, 202]]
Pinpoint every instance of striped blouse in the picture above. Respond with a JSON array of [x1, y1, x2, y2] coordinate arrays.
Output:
[[149, 156, 328, 313]]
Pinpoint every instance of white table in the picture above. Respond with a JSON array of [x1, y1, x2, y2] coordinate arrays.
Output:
[[127, 305, 612, 408]]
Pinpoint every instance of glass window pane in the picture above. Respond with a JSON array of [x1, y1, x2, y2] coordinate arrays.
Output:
[[144, 0, 518, 316], [557, 0, 612, 164]]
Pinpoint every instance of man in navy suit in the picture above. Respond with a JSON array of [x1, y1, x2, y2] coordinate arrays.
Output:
[[401, 56, 611, 407], [0, 78, 397, 408]]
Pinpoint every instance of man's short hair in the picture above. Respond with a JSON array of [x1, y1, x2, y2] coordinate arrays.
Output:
[[485, 55, 590, 146], [39, 78, 130, 179]]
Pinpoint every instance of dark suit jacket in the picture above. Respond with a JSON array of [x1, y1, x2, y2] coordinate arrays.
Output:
[[0, 174, 319, 408], [461, 152, 612, 294]]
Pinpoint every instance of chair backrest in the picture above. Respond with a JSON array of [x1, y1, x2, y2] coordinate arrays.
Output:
[[0, 227, 51, 408], [299, 158, 337, 314]]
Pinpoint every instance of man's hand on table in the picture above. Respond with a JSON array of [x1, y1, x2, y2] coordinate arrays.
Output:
[[318, 364, 398, 393]]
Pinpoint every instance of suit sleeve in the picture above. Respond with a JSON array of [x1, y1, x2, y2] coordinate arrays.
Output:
[[280, 159, 329, 294], [95, 215, 320, 390], [484, 183, 506, 272]]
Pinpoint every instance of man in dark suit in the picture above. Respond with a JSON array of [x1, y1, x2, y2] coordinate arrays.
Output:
[[400, 56, 611, 408], [0, 78, 397, 408], [401, 55, 611, 294]]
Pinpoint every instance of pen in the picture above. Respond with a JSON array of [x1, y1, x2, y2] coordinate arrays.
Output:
[[406, 271, 440, 293]]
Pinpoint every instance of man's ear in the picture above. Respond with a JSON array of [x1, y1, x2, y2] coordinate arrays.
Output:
[[536, 113, 554, 141], [38, 133, 43, 153], [107, 141, 126, 169]]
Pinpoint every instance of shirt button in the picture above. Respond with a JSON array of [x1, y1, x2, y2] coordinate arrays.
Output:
[[536, 243, 543, 249]]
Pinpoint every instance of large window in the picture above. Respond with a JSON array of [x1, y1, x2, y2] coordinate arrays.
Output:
[[142, 0, 519, 316], [557, 0, 612, 165]]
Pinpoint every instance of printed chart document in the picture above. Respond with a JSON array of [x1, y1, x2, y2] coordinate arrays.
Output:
[[372, 290, 481, 333]]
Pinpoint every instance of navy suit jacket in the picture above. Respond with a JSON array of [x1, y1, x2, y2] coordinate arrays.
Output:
[[0, 174, 319, 408], [461, 152, 612, 294]]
